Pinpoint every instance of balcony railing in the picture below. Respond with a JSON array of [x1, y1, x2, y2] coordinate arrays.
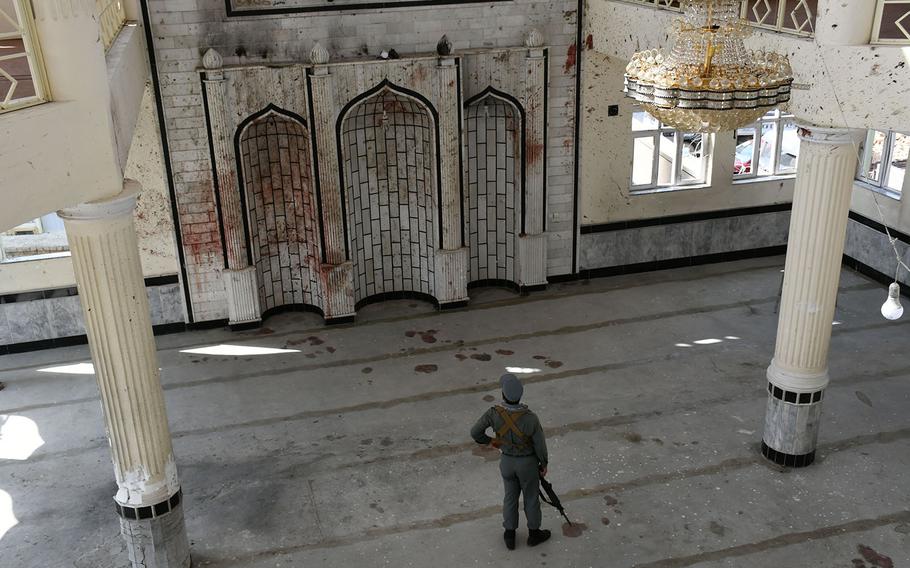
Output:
[[873, 0, 910, 43], [0, 0, 48, 114], [616, 0, 817, 37], [96, 0, 127, 51]]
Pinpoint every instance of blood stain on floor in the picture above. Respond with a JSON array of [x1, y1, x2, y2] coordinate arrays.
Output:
[[562, 522, 588, 537], [482, 395, 495, 402], [470, 353, 492, 361], [415, 364, 438, 374], [495, 349, 514, 356]]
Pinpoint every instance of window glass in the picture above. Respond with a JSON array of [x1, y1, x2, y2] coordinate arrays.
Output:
[[632, 111, 659, 132], [865, 130, 888, 182], [657, 132, 676, 186], [886, 132, 908, 193], [733, 110, 797, 179], [0, 212, 70, 262], [632, 137, 655, 186]]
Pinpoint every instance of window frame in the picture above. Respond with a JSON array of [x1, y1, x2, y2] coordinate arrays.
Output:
[[630, 108, 712, 194], [872, 0, 910, 44], [741, 0, 818, 36], [733, 110, 799, 182], [856, 129, 907, 200], [0, 0, 49, 114]]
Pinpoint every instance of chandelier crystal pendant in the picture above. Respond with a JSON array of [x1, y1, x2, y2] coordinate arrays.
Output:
[[624, 0, 794, 133]]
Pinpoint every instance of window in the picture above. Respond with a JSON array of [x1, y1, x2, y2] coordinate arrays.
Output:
[[0, 0, 48, 113], [873, 0, 910, 43], [733, 110, 799, 180], [96, 0, 127, 51], [742, 0, 817, 35], [631, 109, 711, 192], [857, 130, 908, 197], [0, 212, 70, 263]]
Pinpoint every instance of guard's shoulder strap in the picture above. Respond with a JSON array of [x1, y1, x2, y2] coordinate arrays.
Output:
[[494, 406, 529, 445]]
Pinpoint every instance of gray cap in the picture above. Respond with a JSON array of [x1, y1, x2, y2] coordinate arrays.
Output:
[[500, 373, 523, 403]]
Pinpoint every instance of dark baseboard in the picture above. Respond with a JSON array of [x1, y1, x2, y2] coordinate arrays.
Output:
[[229, 320, 262, 332], [553, 245, 787, 284], [580, 203, 792, 234], [843, 255, 910, 296], [439, 300, 469, 311]]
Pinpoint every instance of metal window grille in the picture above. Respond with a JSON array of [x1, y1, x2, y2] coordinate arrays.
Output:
[[96, 0, 126, 51], [0, 0, 48, 114], [616, 0, 817, 36], [742, 0, 817, 36], [872, 0, 910, 43]]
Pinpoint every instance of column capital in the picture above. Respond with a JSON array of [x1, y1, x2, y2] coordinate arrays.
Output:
[[795, 123, 864, 146], [58, 180, 140, 222]]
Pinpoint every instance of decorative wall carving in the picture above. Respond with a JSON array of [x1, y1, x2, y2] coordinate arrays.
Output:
[[200, 46, 548, 324]]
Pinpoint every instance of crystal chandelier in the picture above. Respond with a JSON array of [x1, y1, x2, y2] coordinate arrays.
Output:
[[624, 0, 793, 133]]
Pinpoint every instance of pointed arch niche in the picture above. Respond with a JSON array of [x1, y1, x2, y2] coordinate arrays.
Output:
[[337, 82, 440, 306], [464, 88, 526, 285], [236, 106, 323, 314]]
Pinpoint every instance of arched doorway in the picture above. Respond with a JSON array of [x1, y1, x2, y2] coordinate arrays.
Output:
[[464, 89, 524, 285], [237, 107, 322, 314], [339, 84, 438, 305]]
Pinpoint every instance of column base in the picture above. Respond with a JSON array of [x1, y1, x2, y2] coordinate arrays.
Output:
[[118, 492, 191, 568], [761, 382, 825, 468], [321, 262, 355, 320], [434, 248, 469, 305], [517, 233, 548, 288], [761, 441, 816, 468], [224, 267, 261, 326]]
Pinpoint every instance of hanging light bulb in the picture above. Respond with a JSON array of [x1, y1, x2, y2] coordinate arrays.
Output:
[[881, 282, 904, 320]]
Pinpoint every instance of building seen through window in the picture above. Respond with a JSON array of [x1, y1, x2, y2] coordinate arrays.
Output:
[[631, 109, 710, 192], [858, 129, 908, 197], [733, 110, 799, 179], [0, 212, 70, 263]]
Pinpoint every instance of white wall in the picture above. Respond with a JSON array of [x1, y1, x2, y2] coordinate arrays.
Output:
[[582, 0, 910, 229], [0, 85, 179, 294]]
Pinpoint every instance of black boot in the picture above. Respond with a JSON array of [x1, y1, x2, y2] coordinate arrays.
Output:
[[503, 529, 516, 550], [527, 529, 551, 546]]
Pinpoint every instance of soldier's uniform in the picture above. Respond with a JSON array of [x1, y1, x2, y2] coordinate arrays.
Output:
[[471, 373, 550, 548]]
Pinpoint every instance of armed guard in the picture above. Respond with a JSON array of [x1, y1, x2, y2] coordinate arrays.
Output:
[[470, 373, 551, 550]]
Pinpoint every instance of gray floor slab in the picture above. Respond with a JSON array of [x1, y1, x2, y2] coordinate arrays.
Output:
[[1, 257, 909, 568]]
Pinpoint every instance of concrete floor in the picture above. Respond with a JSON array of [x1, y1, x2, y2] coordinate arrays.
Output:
[[2, 256, 910, 568]]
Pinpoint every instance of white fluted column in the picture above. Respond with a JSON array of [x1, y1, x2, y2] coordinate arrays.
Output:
[[434, 56, 469, 306], [308, 62, 356, 320], [202, 49, 261, 327], [761, 125, 862, 468], [59, 181, 191, 568], [518, 38, 549, 289]]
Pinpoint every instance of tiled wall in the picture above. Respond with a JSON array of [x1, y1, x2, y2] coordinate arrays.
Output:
[[466, 96, 519, 282], [239, 112, 323, 312], [580, 209, 792, 271], [342, 90, 436, 303], [0, 281, 185, 348], [844, 217, 910, 288], [145, 0, 579, 322]]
